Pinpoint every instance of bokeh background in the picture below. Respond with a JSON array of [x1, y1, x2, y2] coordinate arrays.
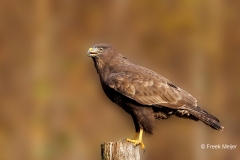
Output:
[[0, 0, 239, 160]]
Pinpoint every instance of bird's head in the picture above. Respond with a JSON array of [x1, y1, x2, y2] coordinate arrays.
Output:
[[87, 43, 114, 58]]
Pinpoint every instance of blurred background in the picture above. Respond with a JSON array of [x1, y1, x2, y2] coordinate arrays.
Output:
[[0, 0, 239, 160]]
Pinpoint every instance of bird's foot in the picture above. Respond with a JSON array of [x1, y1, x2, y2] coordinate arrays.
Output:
[[125, 129, 146, 152], [126, 138, 145, 151]]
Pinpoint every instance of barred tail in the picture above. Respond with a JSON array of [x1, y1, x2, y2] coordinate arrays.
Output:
[[189, 106, 224, 131]]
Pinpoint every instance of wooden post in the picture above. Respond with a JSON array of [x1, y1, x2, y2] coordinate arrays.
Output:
[[101, 141, 140, 160]]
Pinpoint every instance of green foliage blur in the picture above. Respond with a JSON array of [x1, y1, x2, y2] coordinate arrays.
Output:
[[0, 0, 239, 160]]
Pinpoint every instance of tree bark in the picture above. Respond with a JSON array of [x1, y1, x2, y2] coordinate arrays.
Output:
[[101, 142, 140, 160]]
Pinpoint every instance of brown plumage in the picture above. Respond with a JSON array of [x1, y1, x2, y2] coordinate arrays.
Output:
[[87, 43, 224, 149]]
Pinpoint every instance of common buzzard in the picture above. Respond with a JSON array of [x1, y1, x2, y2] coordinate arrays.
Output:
[[87, 43, 224, 150]]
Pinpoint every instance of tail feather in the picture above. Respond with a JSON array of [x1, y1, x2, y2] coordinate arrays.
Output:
[[188, 106, 224, 131]]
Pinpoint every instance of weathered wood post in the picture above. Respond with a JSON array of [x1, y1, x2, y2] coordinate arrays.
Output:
[[101, 141, 140, 160]]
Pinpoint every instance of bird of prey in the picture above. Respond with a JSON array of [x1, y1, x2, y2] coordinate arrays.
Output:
[[87, 43, 224, 151]]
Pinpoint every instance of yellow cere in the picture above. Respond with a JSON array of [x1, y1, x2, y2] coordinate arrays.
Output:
[[88, 47, 93, 52]]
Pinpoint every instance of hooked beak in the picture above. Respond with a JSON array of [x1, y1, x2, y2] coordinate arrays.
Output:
[[87, 47, 99, 57]]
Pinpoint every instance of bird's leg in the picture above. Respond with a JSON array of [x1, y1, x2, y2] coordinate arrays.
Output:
[[126, 128, 145, 151]]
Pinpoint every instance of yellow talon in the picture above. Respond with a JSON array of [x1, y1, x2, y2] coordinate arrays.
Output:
[[126, 129, 145, 151]]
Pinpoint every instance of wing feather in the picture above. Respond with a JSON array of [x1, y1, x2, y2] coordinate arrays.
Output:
[[106, 65, 197, 109]]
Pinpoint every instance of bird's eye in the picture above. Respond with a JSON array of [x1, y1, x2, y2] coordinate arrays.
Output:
[[99, 48, 104, 52]]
